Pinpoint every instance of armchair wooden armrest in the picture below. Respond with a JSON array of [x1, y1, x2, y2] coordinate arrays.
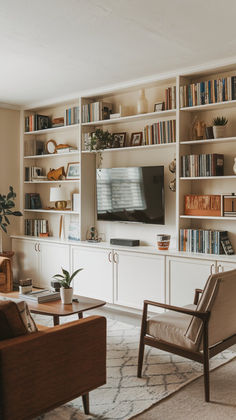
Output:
[[0, 315, 106, 420], [143, 299, 209, 320]]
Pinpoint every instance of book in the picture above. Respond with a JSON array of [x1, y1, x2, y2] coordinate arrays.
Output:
[[20, 289, 60, 303]]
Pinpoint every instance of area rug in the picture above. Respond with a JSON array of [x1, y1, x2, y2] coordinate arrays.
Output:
[[33, 314, 235, 420]]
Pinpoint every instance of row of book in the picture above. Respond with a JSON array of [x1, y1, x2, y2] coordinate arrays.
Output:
[[82, 101, 112, 123], [179, 229, 229, 254], [180, 76, 236, 108], [164, 86, 176, 110], [65, 106, 79, 125], [25, 193, 42, 209], [25, 219, 49, 236], [181, 154, 224, 177], [25, 114, 50, 132], [143, 120, 176, 145], [25, 166, 44, 181]]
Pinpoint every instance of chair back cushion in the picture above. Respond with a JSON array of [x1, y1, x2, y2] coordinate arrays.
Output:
[[0, 296, 38, 333], [185, 268, 236, 347]]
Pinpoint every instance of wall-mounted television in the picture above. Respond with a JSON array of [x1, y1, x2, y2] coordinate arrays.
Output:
[[96, 166, 165, 224]]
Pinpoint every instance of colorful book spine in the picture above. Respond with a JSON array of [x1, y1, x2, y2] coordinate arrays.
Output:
[[180, 229, 228, 255]]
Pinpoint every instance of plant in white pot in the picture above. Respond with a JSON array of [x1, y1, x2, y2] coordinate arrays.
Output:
[[0, 186, 22, 253], [212, 116, 228, 139], [53, 267, 83, 304]]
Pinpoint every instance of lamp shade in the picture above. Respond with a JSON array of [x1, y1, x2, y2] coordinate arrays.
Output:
[[50, 186, 67, 202]]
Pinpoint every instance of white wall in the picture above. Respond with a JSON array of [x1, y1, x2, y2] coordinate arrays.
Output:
[[0, 108, 20, 250]]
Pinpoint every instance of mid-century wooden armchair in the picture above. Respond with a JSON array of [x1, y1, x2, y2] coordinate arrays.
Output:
[[137, 268, 236, 401]]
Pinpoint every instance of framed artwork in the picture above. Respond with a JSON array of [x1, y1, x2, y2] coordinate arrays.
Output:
[[66, 162, 80, 179], [131, 132, 143, 146], [113, 132, 126, 148], [68, 222, 80, 241], [154, 102, 164, 112]]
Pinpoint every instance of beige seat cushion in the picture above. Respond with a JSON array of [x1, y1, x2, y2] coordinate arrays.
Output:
[[0, 296, 37, 333], [147, 304, 198, 351]]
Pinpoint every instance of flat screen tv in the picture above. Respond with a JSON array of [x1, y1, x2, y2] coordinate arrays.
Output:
[[96, 166, 165, 224]]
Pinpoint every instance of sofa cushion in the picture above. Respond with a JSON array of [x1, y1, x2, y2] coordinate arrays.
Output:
[[0, 300, 28, 340], [146, 304, 198, 351], [0, 296, 38, 333]]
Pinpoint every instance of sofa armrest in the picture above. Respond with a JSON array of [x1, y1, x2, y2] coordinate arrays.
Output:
[[0, 315, 106, 420]]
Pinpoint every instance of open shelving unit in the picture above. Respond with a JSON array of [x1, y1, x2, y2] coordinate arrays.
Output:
[[18, 62, 236, 254]]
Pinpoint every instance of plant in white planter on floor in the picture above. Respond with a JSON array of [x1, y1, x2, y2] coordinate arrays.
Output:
[[212, 116, 228, 139], [0, 186, 22, 252], [53, 267, 83, 304]]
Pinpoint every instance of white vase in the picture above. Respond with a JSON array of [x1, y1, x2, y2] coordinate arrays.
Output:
[[137, 89, 148, 114], [233, 158, 236, 175], [60, 287, 73, 304], [213, 125, 226, 139]]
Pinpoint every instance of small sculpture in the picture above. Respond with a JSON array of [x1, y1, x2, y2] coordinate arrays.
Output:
[[192, 117, 206, 140], [47, 167, 66, 181]]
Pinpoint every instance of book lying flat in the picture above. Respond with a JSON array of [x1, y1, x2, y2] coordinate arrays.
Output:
[[19, 289, 60, 303]]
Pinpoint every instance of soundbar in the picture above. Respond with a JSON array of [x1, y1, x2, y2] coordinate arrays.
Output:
[[110, 238, 140, 247]]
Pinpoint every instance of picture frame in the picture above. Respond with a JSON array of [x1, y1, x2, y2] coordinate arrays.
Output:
[[154, 102, 164, 112], [66, 162, 80, 179], [68, 222, 80, 241], [113, 132, 126, 148], [130, 132, 143, 146]]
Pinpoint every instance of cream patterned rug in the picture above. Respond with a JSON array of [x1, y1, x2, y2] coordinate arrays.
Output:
[[34, 315, 235, 420]]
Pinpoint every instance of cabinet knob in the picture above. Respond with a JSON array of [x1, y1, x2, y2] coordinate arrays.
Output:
[[218, 264, 223, 272], [113, 252, 118, 263], [210, 263, 215, 274], [34, 243, 37, 252], [37, 243, 41, 252], [108, 252, 112, 263]]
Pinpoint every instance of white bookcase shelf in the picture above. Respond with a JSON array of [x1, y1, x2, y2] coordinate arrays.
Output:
[[180, 137, 236, 145], [24, 209, 79, 215], [180, 176, 236, 180], [180, 99, 236, 112], [81, 109, 176, 126], [24, 151, 79, 159], [82, 142, 176, 154], [24, 180, 79, 184], [24, 123, 80, 135]]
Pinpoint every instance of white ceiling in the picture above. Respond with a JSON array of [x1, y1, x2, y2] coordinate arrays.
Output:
[[1, 0, 236, 106]]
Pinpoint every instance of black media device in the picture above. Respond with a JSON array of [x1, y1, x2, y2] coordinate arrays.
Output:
[[110, 238, 140, 247], [96, 166, 164, 225]]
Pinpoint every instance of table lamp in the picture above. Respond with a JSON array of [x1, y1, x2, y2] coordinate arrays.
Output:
[[50, 186, 67, 209]]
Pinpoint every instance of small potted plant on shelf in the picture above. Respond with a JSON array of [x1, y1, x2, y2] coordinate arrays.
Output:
[[212, 116, 228, 139], [53, 267, 83, 304], [0, 186, 22, 253]]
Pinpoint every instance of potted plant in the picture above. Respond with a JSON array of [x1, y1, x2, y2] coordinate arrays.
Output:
[[90, 129, 113, 151], [53, 267, 83, 304], [0, 186, 22, 253], [212, 116, 228, 139]]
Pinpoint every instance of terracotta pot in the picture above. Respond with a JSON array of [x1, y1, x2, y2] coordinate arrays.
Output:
[[60, 287, 73, 304]]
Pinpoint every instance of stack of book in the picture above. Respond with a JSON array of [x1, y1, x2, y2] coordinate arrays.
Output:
[[82, 101, 112, 122], [179, 229, 229, 254], [19, 289, 60, 303], [25, 193, 42, 209], [184, 194, 222, 216], [52, 117, 64, 128], [25, 114, 50, 132], [56, 146, 78, 154], [65, 107, 79, 125], [180, 76, 236, 107], [24, 219, 49, 236], [164, 86, 176, 110], [143, 120, 176, 145], [181, 154, 224, 177]]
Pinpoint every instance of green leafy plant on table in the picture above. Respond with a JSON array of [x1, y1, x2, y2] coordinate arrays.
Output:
[[53, 267, 83, 288]]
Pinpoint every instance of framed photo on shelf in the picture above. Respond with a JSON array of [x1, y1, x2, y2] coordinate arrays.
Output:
[[113, 132, 126, 148], [68, 222, 80, 241], [154, 102, 164, 112], [66, 162, 80, 179], [131, 132, 143, 146]]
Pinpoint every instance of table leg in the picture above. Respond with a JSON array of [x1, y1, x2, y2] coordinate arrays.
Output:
[[78, 312, 83, 319], [53, 315, 60, 326]]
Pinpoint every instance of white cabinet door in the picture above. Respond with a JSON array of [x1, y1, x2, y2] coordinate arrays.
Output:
[[12, 238, 39, 285], [167, 257, 215, 307], [217, 260, 236, 273], [114, 250, 165, 310], [71, 246, 113, 302], [38, 242, 70, 288]]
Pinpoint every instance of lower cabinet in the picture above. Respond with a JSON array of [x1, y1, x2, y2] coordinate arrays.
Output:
[[166, 257, 215, 307], [12, 238, 70, 288], [114, 250, 165, 310], [71, 246, 113, 302]]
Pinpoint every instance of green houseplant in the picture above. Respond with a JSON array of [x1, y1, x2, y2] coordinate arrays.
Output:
[[0, 186, 22, 252], [53, 267, 83, 304], [213, 116, 228, 139]]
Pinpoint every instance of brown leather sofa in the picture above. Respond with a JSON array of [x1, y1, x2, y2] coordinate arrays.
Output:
[[0, 314, 106, 420]]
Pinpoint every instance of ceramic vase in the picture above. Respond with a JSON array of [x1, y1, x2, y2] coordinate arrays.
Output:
[[60, 287, 73, 304], [213, 125, 226, 139], [137, 89, 148, 114]]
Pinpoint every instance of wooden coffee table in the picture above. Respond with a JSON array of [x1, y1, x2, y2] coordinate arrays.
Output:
[[0, 291, 106, 326]]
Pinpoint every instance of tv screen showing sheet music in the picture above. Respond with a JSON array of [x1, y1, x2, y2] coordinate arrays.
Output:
[[96, 166, 165, 224]]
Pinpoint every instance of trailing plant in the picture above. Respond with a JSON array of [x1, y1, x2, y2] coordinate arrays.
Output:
[[0, 186, 22, 233], [53, 267, 83, 288], [213, 116, 228, 126]]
